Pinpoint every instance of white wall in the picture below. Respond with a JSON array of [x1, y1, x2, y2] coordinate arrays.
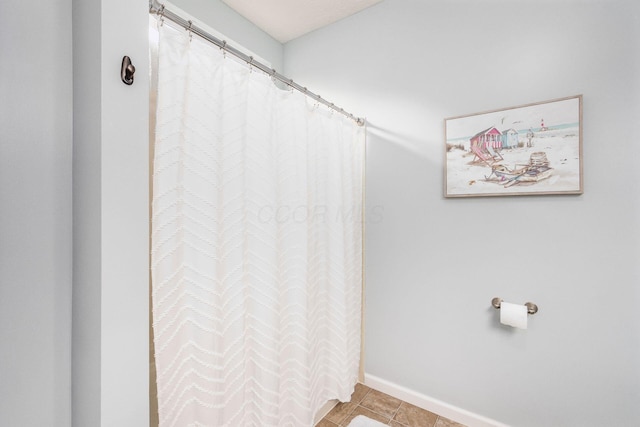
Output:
[[71, 1, 283, 426], [72, 0, 150, 425], [0, 1, 72, 426], [285, 0, 640, 426]]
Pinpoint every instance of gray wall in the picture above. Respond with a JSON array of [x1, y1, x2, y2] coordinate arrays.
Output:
[[0, 1, 72, 426], [285, 0, 640, 426], [72, 0, 101, 424], [1, 0, 281, 425]]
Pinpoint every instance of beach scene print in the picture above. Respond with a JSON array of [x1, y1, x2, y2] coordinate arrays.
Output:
[[445, 96, 582, 197]]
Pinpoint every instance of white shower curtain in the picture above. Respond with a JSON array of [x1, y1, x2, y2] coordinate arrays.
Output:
[[151, 19, 364, 427]]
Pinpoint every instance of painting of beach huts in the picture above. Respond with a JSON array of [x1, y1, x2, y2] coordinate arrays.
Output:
[[444, 95, 582, 197]]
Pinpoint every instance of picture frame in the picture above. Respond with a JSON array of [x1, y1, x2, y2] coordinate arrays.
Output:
[[444, 95, 583, 198]]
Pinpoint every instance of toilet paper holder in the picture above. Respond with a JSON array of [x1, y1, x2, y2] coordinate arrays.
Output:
[[491, 297, 538, 315]]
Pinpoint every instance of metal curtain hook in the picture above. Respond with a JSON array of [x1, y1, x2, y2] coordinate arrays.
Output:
[[221, 40, 227, 58], [187, 20, 193, 41], [158, 4, 165, 26]]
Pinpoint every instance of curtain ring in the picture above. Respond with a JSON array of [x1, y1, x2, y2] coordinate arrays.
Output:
[[158, 4, 165, 26], [187, 20, 193, 41], [220, 40, 227, 58]]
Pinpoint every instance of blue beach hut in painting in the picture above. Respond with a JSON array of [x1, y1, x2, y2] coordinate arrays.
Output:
[[502, 129, 519, 148]]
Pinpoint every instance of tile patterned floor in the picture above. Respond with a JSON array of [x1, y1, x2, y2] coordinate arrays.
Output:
[[316, 384, 467, 427]]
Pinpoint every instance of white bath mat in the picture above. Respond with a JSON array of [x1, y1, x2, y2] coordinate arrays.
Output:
[[347, 415, 388, 427]]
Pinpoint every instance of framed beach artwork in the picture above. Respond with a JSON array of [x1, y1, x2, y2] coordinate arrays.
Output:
[[444, 95, 583, 198]]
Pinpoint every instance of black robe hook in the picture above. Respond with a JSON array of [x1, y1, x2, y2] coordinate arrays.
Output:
[[121, 56, 135, 85]]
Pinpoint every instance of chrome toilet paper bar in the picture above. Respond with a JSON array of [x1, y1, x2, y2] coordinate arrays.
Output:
[[491, 297, 538, 315]]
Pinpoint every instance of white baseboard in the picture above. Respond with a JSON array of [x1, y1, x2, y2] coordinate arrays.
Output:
[[364, 374, 510, 427]]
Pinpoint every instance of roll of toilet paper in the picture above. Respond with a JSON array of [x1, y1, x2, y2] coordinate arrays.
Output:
[[500, 301, 528, 329]]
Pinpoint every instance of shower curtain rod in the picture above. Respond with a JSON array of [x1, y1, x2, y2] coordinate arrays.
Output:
[[149, 0, 365, 126]]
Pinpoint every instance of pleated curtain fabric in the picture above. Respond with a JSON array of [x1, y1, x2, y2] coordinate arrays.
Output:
[[151, 20, 364, 427]]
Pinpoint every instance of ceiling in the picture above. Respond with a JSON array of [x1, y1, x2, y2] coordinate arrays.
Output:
[[221, 0, 384, 43]]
